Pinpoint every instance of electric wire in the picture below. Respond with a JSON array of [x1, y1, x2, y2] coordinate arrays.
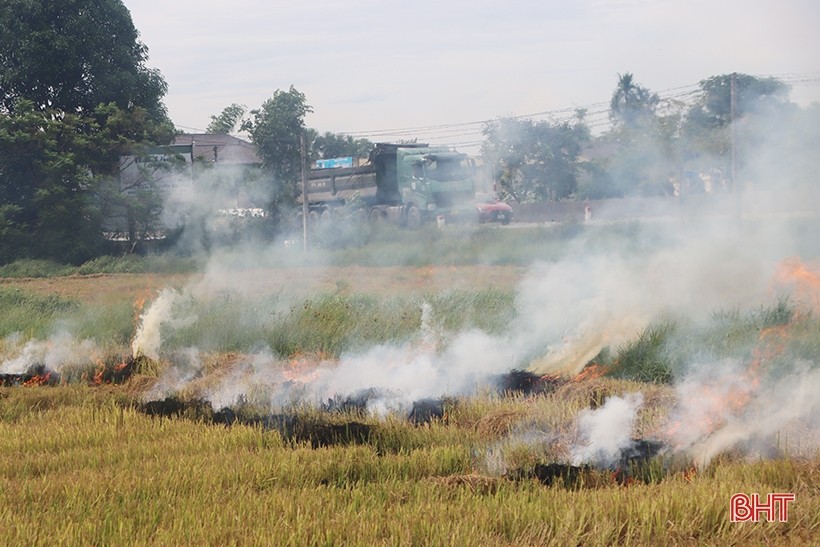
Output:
[[172, 72, 820, 155]]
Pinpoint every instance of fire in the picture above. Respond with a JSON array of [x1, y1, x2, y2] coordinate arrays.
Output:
[[93, 359, 106, 385], [664, 297, 794, 451], [133, 296, 147, 317], [572, 364, 608, 383], [281, 352, 332, 384], [773, 257, 820, 310], [23, 372, 53, 386]]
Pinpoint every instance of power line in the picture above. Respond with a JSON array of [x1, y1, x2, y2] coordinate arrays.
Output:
[[173, 72, 820, 150]]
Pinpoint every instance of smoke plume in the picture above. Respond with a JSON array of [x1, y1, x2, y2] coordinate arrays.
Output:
[[571, 393, 645, 467]]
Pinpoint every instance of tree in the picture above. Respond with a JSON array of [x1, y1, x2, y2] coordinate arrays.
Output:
[[481, 116, 590, 202], [681, 74, 792, 188], [687, 74, 789, 129], [610, 73, 660, 128], [0, 0, 168, 121], [207, 104, 247, 134], [0, 1, 173, 262], [0, 100, 101, 262], [0, 100, 175, 262], [244, 86, 313, 210], [311, 132, 373, 160]]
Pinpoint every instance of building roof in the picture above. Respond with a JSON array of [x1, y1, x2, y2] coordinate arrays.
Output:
[[173, 133, 260, 165]]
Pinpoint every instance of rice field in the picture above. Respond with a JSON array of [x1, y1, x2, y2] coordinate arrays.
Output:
[[1, 220, 818, 545], [0, 383, 816, 546]]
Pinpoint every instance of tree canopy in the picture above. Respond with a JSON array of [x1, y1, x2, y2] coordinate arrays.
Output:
[[244, 86, 313, 210], [481, 116, 590, 202], [311, 131, 373, 160], [610, 72, 660, 128], [0, 0, 172, 263], [0, 0, 168, 121], [207, 104, 247, 134]]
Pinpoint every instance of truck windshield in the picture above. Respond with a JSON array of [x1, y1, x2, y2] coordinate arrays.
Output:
[[425, 159, 467, 182]]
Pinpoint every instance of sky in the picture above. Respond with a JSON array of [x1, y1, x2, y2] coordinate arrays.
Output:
[[125, 0, 820, 153]]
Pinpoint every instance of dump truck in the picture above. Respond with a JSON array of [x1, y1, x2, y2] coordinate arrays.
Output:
[[300, 143, 476, 228]]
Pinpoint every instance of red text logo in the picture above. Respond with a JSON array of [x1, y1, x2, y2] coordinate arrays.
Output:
[[730, 493, 795, 522]]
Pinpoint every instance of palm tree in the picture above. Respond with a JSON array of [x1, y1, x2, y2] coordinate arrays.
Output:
[[610, 73, 659, 127]]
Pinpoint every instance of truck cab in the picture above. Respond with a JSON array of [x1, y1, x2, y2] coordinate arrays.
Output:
[[371, 144, 475, 226]]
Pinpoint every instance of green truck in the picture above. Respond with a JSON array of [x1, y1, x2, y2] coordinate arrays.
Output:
[[302, 143, 476, 228]]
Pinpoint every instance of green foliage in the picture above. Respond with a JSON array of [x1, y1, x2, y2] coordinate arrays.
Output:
[[0, 100, 175, 263], [310, 131, 373, 160], [687, 73, 790, 129], [0, 287, 78, 338], [245, 86, 313, 210], [481, 116, 590, 202], [609, 72, 660, 128], [0, 254, 200, 278], [0, 0, 168, 120], [158, 289, 515, 357], [206, 103, 247, 134], [0, 0, 174, 264], [606, 298, 807, 384], [0, 101, 103, 263], [610, 321, 679, 383], [0, 259, 75, 278], [598, 73, 681, 197]]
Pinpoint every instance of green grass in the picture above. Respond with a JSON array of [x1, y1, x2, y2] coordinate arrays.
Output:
[[0, 222, 683, 277], [0, 287, 79, 340], [604, 299, 818, 384], [152, 289, 517, 357], [0, 254, 201, 278]]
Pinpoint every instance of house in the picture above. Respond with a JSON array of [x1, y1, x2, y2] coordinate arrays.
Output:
[[172, 133, 267, 211], [173, 134, 260, 166]]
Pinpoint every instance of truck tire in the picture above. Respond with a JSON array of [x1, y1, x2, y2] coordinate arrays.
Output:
[[368, 208, 386, 224], [405, 204, 422, 230]]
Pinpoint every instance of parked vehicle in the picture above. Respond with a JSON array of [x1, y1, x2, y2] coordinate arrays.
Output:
[[301, 143, 476, 228], [475, 193, 513, 224]]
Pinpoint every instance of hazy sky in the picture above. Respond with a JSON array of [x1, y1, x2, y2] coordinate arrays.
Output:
[[125, 0, 820, 152]]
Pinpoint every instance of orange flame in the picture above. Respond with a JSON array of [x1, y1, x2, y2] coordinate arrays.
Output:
[[664, 296, 794, 447], [23, 372, 52, 387], [281, 352, 332, 384], [773, 257, 820, 310], [572, 364, 608, 383]]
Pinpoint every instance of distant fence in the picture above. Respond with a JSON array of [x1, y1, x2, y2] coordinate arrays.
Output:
[[508, 190, 817, 223]]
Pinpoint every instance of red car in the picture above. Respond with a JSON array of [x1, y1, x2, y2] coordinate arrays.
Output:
[[475, 193, 513, 224]]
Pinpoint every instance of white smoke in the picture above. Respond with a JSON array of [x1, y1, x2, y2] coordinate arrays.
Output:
[[142, 347, 205, 401], [0, 332, 100, 374], [571, 393, 644, 467], [131, 289, 183, 359], [668, 359, 820, 466]]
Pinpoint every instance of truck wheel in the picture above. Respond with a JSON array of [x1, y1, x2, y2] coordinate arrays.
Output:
[[321, 209, 332, 222], [405, 204, 422, 230], [308, 210, 320, 226], [368, 208, 386, 224]]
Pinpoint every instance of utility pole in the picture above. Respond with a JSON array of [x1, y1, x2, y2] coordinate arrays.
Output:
[[730, 72, 740, 218], [300, 132, 309, 251]]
